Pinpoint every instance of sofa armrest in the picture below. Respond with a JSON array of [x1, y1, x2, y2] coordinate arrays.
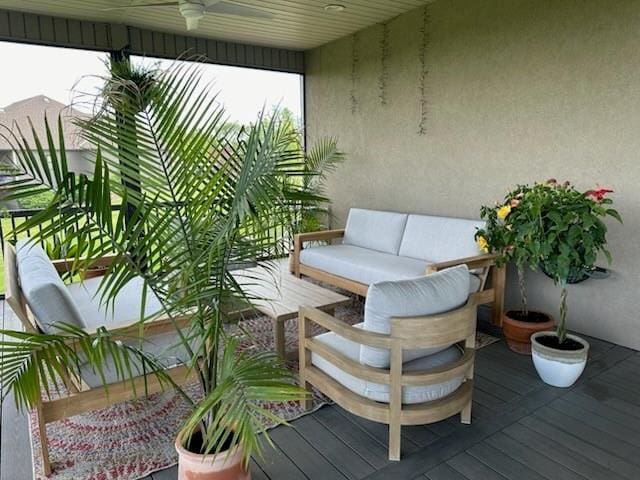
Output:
[[295, 229, 345, 243], [52, 254, 120, 275], [426, 253, 498, 274], [292, 229, 345, 277]]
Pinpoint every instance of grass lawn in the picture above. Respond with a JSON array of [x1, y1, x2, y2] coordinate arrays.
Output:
[[0, 215, 30, 293]]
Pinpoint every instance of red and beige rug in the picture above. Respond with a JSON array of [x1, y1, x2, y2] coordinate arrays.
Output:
[[30, 301, 499, 480]]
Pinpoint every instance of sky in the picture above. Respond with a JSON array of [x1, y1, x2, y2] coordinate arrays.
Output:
[[0, 41, 303, 124]]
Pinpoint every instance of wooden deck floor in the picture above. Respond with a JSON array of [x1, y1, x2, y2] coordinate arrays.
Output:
[[2, 300, 639, 480]]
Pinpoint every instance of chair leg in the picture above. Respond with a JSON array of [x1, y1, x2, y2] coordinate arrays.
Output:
[[299, 376, 314, 410], [460, 400, 472, 425], [388, 422, 401, 461], [36, 400, 52, 476]]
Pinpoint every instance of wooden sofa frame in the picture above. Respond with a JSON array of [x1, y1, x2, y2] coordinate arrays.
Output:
[[299, 292, 483, 460], [292, 229, 506, 326], [3, 242, 196, 476]]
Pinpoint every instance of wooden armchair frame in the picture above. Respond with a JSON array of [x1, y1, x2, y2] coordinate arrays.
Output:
[[3, 242, 196, 475], [299, 292, 482, 460], [292, 229, 505, 326]]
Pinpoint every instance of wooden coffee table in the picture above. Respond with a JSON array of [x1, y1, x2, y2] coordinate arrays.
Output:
[[232, 259, 351, 359]]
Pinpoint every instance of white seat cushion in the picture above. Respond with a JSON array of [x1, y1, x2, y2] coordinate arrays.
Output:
[[67, 277, 190, 388], [343, 208, 408, 255], [311, 325, 465, 404], [300, 244, 428, 285], [66, 276, 163, 330], [16, 240, 85, 332], [300, 244, 481, 294], [361, 266, 470, 368], [79, 329, 191, 388], [398, 214, 485, 263]]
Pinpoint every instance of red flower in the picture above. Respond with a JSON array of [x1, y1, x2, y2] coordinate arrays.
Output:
[[585, 187, 614, 202]]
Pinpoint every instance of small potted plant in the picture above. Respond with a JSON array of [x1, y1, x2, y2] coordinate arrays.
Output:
[[476, 185, 554, 354], [529, 181, 621, 387]]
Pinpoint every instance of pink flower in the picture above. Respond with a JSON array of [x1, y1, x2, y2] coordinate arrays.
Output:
[[510, 198, 520, 208], [585, 187, 614, 202]]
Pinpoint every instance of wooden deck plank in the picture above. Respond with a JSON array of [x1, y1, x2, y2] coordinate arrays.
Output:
[[424, 463, 470, 480], [485, 431, 586, 480], [252, 437, 309, 479], [473, 376, 520, 404], [292, 415, 375, 479], [269, 424, 348, 480], [313, 406, 390, 470], [502, 423, 625, 480], [549, 397, 640, 447], [467, 442, 547, 480], [520, 414, 640, 479], [567, 389, 640, 424], [534, 406, 640, 465], [446, 452, 507, 479], [334, 407, 421, 455], [1, 301, 34, 480]]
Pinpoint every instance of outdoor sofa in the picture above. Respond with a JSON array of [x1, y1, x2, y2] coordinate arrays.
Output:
[[292, 208, 505, 325]]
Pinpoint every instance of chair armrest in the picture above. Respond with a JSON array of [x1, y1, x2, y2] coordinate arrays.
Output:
[[426, 253, 498, 274], [292, 229, 345, 277], [299, 306, 390, 349], [81, 313, 192, 338], [52, 254, 120, 274]]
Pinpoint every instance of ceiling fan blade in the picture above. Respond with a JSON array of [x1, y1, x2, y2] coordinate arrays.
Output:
[[101, 2, 179, 11], [204, 1, 274, 19]]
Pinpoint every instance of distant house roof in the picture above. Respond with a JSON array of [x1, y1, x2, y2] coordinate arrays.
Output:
[[0, 95, 90, 151]]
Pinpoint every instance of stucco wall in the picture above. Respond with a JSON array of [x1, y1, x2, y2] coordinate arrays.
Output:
[[305, 0, 640, 349]]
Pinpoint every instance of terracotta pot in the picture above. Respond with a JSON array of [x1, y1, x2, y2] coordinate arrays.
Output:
[[175, 431, 251, 480], [503, 311, 554, 355]]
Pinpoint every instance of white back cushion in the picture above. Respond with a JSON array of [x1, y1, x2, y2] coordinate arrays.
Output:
[[16, 240, 85, 332], [360, 265, 470, 368], [398, 214, 485, 262], [343, 208, 408, 255]]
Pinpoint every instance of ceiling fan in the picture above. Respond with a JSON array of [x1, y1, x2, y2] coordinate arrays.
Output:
[[105, 0, 274, 31]]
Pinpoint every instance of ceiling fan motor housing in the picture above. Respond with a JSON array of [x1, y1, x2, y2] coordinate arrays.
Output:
[[179, 1, 205, 29]]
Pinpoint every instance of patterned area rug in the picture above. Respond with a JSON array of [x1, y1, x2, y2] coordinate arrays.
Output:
[[30, 300, 499, 480]]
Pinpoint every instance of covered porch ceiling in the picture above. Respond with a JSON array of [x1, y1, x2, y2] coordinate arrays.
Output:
[[0, 0, 430, 50]]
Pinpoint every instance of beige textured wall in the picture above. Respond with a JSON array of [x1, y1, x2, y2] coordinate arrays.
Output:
[[305, 0, 640, 349]]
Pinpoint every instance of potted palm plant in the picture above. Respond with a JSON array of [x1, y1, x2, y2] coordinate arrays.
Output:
[[286, 136, 345, 273], [0, 60, 336, 479], [529, 181, 621, 387], [476, 184, 554, 354]]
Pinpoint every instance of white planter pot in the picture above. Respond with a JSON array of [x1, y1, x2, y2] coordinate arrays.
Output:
[[531, 332, 589, 388]]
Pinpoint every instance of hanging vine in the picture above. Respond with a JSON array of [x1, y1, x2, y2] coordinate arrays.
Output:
[[350, 33, 359, 115], [417, 5, 430, 135], [378, 22, 390, 106]]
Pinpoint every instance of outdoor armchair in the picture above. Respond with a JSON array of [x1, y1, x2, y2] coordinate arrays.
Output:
[[298, 265, 479, 460], [3, 240, 195, 475]]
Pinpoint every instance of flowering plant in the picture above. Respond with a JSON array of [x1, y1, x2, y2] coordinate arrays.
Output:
[[476, 180, 621, 343], [476, 184, 539, 317]]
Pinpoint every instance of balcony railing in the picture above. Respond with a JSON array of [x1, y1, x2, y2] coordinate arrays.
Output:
[[0, 206, 292, 295]]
